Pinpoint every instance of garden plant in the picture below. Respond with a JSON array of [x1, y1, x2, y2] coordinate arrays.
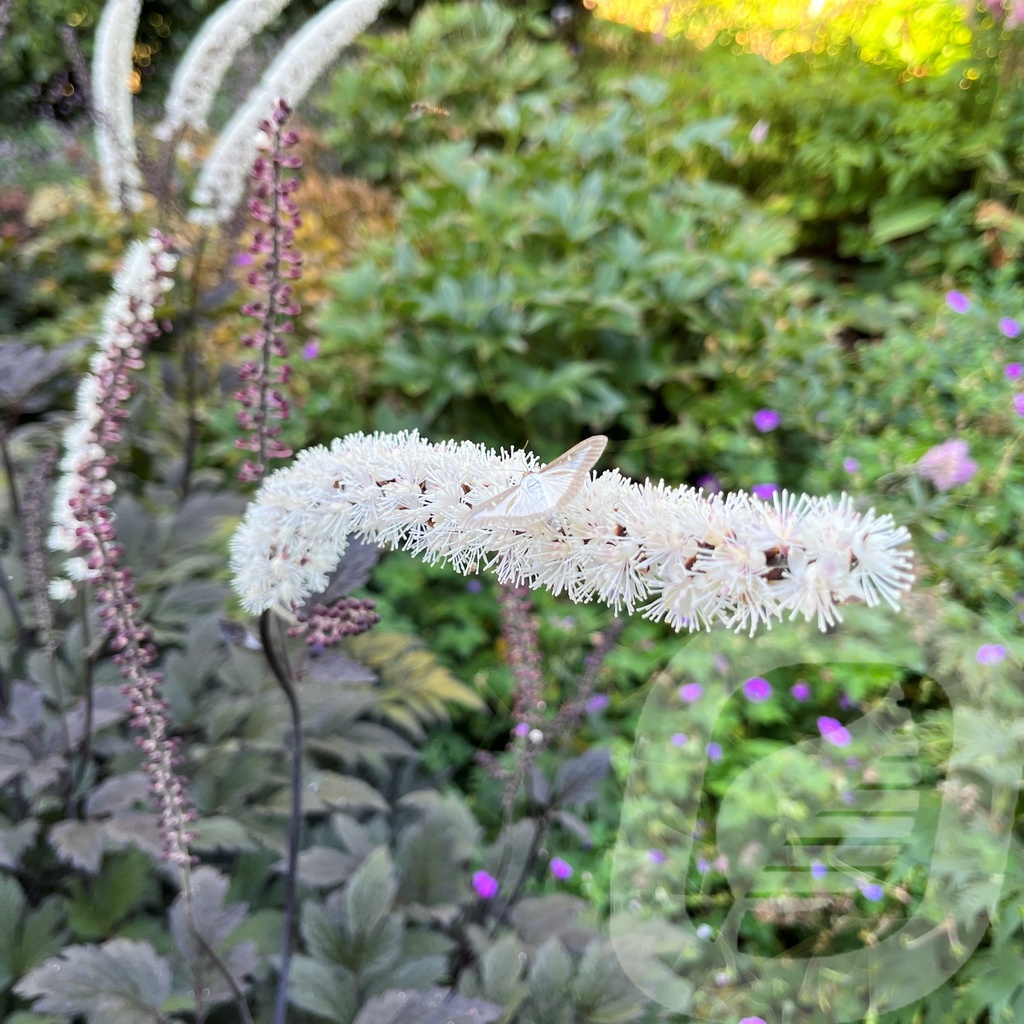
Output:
[[1, 1, 1023, 1023]]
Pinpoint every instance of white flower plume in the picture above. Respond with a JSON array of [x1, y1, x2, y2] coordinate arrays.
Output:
[[93, 0, 145, 212], [49, 235, 178, 579], [191, 0, 387, 223], [155, 0, 295, 142], [229, 431, 915, 635]]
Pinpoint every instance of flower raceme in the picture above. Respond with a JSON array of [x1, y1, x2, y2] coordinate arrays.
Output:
[[229, 431, 915, 634]]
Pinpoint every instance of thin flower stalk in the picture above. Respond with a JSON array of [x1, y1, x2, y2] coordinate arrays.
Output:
[[48, 233, 197, 865], [191, 0, 387, 222], [229, 431, 915, 635], [155, 0, 294, 142], [233, 98, 302, 483], [92, 0, 144, 212]]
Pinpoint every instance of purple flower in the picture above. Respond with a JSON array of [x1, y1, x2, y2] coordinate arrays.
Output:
[[999, 317, 1020, 338], [818, 716, 851, 748], [843, 457, 860, 473], [860, 882, 884, 902], [977, 643, 1007, 665], [752, 408, 781, 432], [696, 923, 714, 940], [671, 732, 688, 747], [678, 683, 703, 703], [301, 339, 320, 359], [550, 857, 574, 880], [513, 722, 530, 737], [838, 693, 856, 710], [841, 790, 855, 806], [740, 1018, 768, 1024], [917, 439, 977, 491], [810, 859, 827, 880], [472, 870, 499, 899], [1015, 394, 1024, 418], [1005, 362, 1023, 380], [751, 483, 778, 500], [466, 579, 483, 593], [648, 848, 666, 864], [946, 290, 970, 313], [696, 473, 722, 494], [587, 694, 610, 713], [697, 857, 710, 874], [235, 251, 255, 266], [749, 118, 770, 144], [743, 677, 772, 702], [791, 681, 810, 701], [707, 741, 723, 762]]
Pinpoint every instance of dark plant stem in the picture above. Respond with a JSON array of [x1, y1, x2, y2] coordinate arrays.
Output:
[[71, 590, 94, 815], [260, 610, 302, 1024], [180, 234, 209, 502], [60, 24, 91, 117], [490, 812, 552, 935], [181, 867, 256, 1024]]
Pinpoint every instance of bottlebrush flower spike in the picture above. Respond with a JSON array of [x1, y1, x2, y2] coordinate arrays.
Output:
[[229, 431, 915, 635], [233, 98, 303, 484]]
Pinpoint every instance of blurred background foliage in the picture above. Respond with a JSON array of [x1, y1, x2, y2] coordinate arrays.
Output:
[[2, 0, 1024, 1021]]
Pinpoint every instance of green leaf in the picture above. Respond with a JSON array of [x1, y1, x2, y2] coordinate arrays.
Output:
[[288, 955, 358, 1024], [346, 847, 397, 941], [66, 849, 152, 941], [15, 938, 172, 1024]]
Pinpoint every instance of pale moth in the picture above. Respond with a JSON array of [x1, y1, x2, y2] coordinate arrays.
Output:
[[464, 435, 608, 528]]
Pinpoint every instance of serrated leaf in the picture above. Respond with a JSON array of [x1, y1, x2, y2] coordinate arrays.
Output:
[[353, 988, 502, 1024], [191, 815, 260, 853], [15, 938, 172, 1024], [0, 873, 27, 986], [479, 933, 525, 1006], [553, 747, 610, 806], [294, 846, 356, 888], [346, 847, 397, 940], [301, 901, 347, 963], [49, 821, 108, 874], [67, 850, 152, 940], [572, 940, 646, 1023], [86, 773, 150, 816], [288, 954, 357, 1023], [526, 938, 573, 1024]]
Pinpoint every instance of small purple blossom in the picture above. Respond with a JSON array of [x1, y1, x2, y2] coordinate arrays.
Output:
[[740, 1018, 768, 1024], [671, 732, 688, 747], [841, 790, 855, 806], [697, 857, 710, 874], [838, 693, 855, 710], [550, 857, 574, 880], [235, 251, 254, 266], [466, 579, 483, 593], [752, 408, 781, 432], [743, 677, 772, 702], [818, 716, 851, 748], [1005, 362, 1023, 380], [751, 483, 779, 500], [976, 643, 1007, 665], [860, 882, 884, 902], [707, 741, 723, 762], [512, 722, 530, 737], [648, 848, 666, 864], [587, 694, 610, 713], [696, 473, 722, 494], [791, 681, 810, 701], [999, 317, 1020, 338], [678, 682, 703, 703], [301, 339, 320, 359], [810, 859, 827, 880], [843, 457, 860, 473], [472, 870, 499, 899], [917, 439, 977, 491], [1015, 394, 1024, 418], [946, 290, 970, 313], [749, 118, 769, 144]]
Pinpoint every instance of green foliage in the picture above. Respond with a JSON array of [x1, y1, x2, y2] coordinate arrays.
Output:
[[319, 3, 585, 184]]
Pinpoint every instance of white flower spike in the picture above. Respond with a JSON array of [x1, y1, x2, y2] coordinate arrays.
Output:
[[229, 432, 915, 635]]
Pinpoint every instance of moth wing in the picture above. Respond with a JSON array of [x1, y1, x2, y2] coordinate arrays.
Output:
[[465, 475, 551, 527], [537, 434, 608, 509]]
